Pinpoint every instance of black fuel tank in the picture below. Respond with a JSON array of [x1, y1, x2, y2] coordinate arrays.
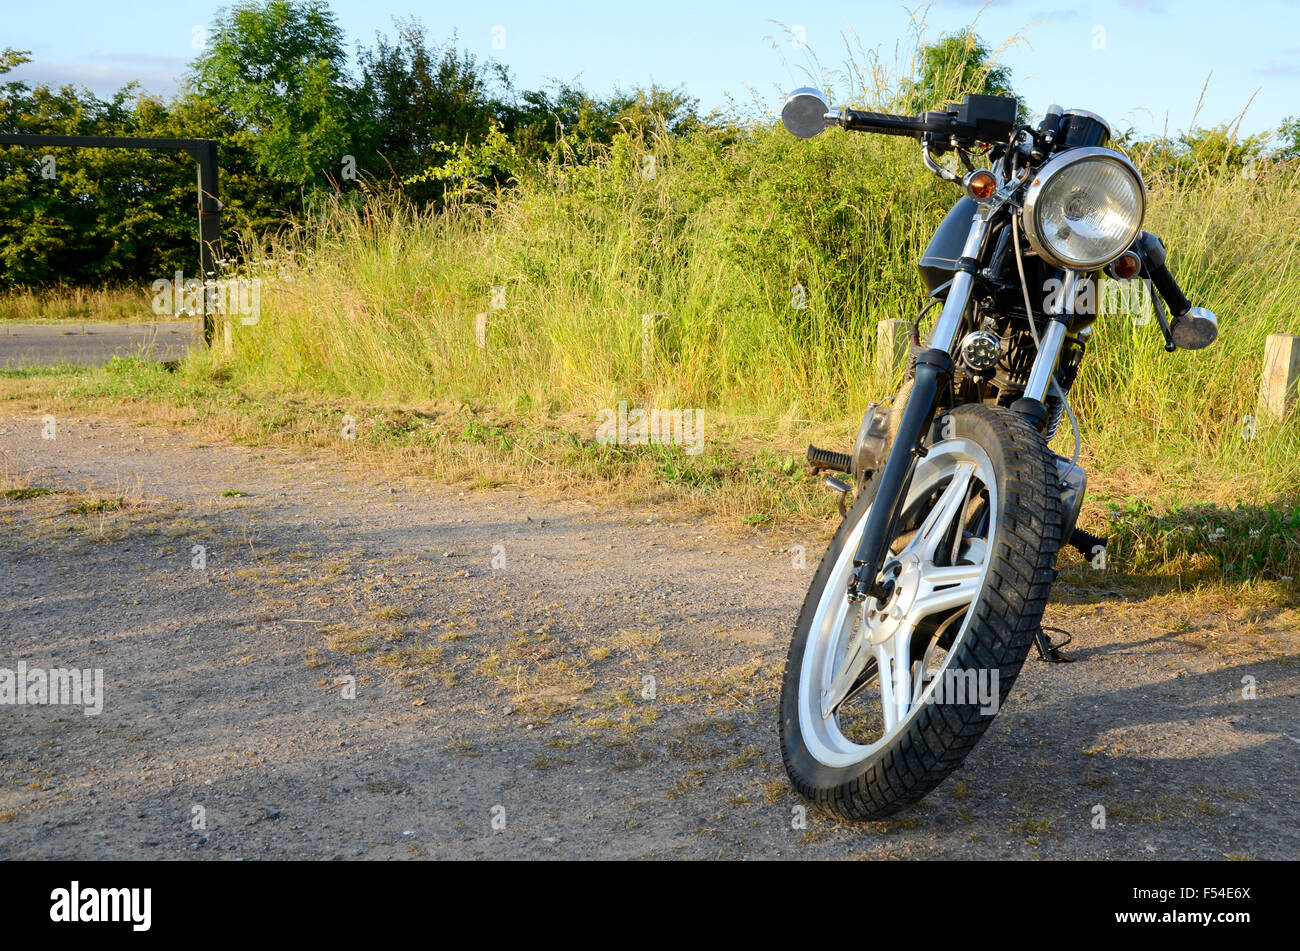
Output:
[[918, 196, 977, 293]]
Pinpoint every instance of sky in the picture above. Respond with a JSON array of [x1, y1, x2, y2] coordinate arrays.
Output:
[[4, 0, 1300, 140]]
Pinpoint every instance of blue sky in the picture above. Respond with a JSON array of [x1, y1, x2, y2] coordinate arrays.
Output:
[[4, 0, 1299, 140]]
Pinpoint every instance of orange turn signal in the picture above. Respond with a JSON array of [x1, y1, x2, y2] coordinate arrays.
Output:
[[1109, 250, 1141, 281], [965, 169, 997, 201]]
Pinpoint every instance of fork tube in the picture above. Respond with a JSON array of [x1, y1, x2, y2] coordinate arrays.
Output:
[[928, 205, 995, 353], [1021, 269, 1078, 403], [848, 207, 992, 600]]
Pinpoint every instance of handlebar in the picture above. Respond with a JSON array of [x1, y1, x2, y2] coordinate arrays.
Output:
[[839, 95, 1018, 145], [783, 90, 1016, 145], [1135, 231, 1219, 350], [1136, 232, 1191, 317], [839, 108, 954, 139]]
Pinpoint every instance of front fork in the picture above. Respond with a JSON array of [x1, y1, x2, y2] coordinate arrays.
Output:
[[847, 206, 1077, 601]]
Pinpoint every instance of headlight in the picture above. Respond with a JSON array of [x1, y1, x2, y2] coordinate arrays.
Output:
[[1022, 146, 1145, 270]]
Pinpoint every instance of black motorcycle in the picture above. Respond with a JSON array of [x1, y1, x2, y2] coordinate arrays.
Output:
[[776, 88, 1218, 819]]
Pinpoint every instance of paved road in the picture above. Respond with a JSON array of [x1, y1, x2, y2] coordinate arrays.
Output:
[[0, 322, 197, 367]]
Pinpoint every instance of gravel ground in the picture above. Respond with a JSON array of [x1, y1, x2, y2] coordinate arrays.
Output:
[[0, 414, 1296, 859]]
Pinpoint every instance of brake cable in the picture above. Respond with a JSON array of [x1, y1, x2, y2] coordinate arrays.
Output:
[[1011, 203, 1082, 478], [910, 297, 941, 345]]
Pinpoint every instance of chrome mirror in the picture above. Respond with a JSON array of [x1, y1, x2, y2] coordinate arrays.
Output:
[[782, 88, 835, 139], [1169, 306, 1218, 350]]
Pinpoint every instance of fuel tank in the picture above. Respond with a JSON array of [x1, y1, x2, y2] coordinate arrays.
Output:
[[918, 196, 978, 293]]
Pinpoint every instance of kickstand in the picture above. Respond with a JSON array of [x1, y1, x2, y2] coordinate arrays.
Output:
[[1033, 626, 1075, 663]]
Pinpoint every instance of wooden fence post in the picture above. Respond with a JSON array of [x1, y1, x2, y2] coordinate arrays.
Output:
[[876, 318, 911, 380], [1258, 333, 1300, 421], [641, 312, 667, 367]]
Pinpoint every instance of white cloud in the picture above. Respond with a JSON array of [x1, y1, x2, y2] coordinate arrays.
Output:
[[5, 58, 182, 97], [86, 52, 188, 70], [1029, 8, 1084, 19], [1260, 59, 1300, 76]]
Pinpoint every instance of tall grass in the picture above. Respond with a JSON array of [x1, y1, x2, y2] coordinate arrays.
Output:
[[222, 136, 1298, 496], [209, 30, 1299, 523], [1070, 147, 1300, 503], [236, 125, 943, 409], [0, 284, 155, 322]]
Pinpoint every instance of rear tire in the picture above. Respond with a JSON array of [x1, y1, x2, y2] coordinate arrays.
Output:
[[778, 404, 1062, 820]]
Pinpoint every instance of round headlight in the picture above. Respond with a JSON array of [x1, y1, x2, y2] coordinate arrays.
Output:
[[1022, 147, 1145, 270]]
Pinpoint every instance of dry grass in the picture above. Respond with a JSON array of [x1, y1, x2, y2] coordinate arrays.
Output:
[[0, 285, 157, 323]]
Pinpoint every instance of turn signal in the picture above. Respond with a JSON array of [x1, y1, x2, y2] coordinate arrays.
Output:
[[965, 169, 997, 201], [1108, 250, 1141, 281]]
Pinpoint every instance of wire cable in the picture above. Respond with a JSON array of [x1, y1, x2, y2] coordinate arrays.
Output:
[[1011, 207, 1081, 477]]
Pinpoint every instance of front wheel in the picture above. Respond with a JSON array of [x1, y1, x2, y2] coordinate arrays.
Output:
[[778, 404, 1063, 820]]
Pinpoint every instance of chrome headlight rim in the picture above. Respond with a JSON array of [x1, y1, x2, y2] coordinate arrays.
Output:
[[1021, 146, 1146, 271]]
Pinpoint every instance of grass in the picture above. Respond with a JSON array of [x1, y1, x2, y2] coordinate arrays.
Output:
[[65, 497, 124, 515], [172, 101, 1298, 599], [1104, 496, 1300, 583], [2, 487, 54, 500], [187, 99, 1299, 514], [1, 352, 1296, 606], [1106, 791, 1234, 823], [0, 284, 159, 323]]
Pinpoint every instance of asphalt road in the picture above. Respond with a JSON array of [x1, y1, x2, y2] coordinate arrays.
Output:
[[0, 322, 197, 367]]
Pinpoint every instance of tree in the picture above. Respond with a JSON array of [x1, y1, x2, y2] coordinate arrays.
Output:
[[0, 48, 182, 286], [186, 0, 358, 187], [499, 81, 699, 167], [1277, 116, 1300, 160], [606, 85, 700, 136], [901, 30, 1020, 116], [0, 44, 299, 288], [356, 21, 506, 198]]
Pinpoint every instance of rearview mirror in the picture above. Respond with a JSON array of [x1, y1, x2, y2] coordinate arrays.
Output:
[[782, 88, 834, 138], [1170, 306, 1218, 350]]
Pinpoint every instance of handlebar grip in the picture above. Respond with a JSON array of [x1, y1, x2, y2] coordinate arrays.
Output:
[[840, 109, 942, 139], [1137, 232, 1191, 318]]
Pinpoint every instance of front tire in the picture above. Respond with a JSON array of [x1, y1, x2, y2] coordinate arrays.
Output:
[[778, 404, 1062, 820]]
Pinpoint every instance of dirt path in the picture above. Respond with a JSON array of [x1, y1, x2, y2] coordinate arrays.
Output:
[[0, 413, 1296, 859]]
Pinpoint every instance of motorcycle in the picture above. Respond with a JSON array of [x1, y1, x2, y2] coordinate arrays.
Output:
[[776, 88, 1218, 819]]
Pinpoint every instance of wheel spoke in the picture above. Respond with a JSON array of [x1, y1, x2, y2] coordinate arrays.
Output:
[[821, 607, 872, 719], [909, 562, 983, 621], [889, 627, 914, 725], [868, 620, 916, 733], [913, 636, 940, 699], [874, 640, 898, 733], [834, 468, 983, 735], [903, 463, 975, 563]]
